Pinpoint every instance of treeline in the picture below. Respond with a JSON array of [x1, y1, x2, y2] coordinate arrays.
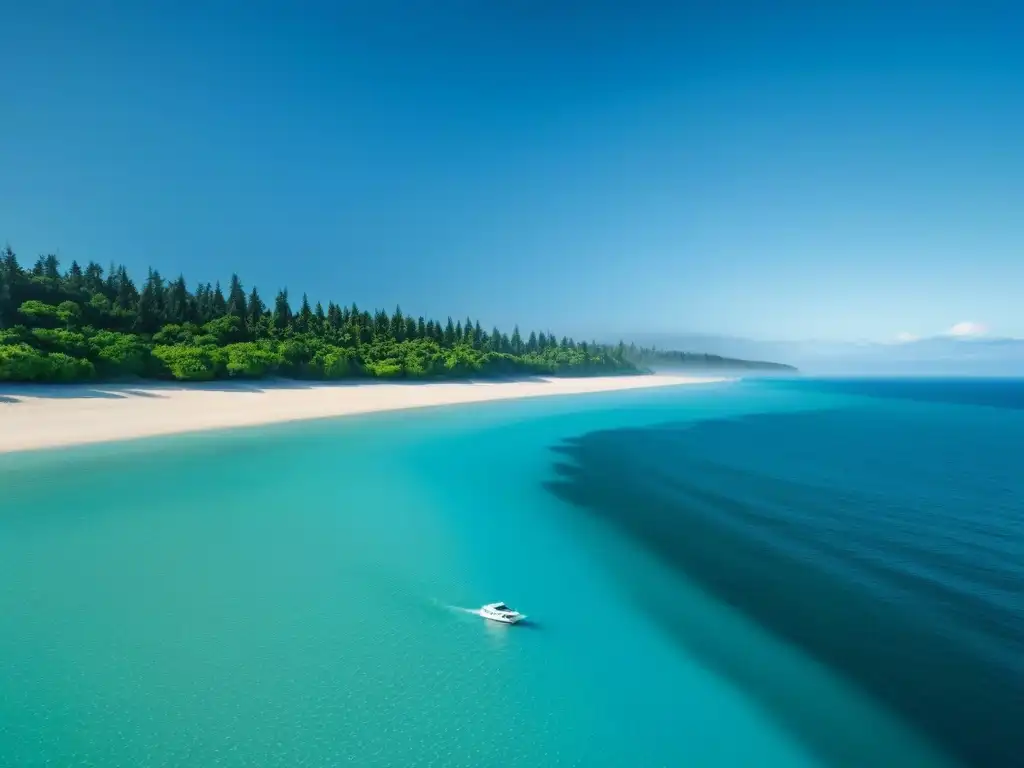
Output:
[[628, 347, 797, 372], [0, 246, 640, 382]]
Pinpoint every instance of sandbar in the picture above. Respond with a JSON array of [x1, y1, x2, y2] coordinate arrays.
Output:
[[0, 375, 727, 454]]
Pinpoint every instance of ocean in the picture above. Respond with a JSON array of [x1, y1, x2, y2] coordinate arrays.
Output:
[[1, 378, 1021, 767]]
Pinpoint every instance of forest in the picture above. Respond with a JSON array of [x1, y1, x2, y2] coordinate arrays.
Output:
[[0, 246, 643, 382], [630, 348, 797, 372]]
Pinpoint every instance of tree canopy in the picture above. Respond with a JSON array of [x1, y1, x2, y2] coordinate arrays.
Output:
[[625, 346, 798, 372], [0, 245, 640, 383]]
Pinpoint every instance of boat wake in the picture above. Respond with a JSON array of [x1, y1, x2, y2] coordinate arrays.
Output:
[[445, 604, 484, 617], [429, 598, 482, 617]]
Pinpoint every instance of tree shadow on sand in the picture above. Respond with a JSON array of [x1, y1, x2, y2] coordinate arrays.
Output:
[[0, 386, 129, 400], [0, 374, 576, 401]]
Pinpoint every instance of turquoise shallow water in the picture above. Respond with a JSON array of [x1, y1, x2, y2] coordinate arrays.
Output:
[[2, 379, 1022, 767]]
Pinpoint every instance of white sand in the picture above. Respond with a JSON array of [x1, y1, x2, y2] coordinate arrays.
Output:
[[0, 375, 726, 454]]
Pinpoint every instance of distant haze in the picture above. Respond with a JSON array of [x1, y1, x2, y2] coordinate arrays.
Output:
[[620, 333, 1024, 377]]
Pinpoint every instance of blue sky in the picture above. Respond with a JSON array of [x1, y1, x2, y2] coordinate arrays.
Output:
[[2, 1, 1022, 342]]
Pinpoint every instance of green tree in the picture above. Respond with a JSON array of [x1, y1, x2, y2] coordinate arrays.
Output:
[[135, 270, 164, 334], [212, 281, 227, 317], [56, 301, 81, 330], [0, 343, 51, 381], [296, 293, 313, 333], [115, 266, 137, 311], [151, 345, 221, 380], [2, 245, 23, 279], [247, 287, 265, 330], [224, 342, 282, 378], [0, 270, 12, 329], [390, 305, 405, 341], [510, 325, 523, 354], [326, 302, 342, 332], [273, 289, 291, 331], [0, 240, 657, 383], [19, 300, 60, 327], [166, 275, 189, 324], [83, 262, 105, 294], [66, 260, 84, 291], [43, 254, 61, 280], [226, 274, 247, 321]]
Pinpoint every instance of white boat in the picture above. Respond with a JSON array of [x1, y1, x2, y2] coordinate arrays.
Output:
[[479, 602, 525, 624]]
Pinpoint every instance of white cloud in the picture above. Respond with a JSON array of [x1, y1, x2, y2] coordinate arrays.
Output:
[[946, 321, 987, 338], [894, 331, 918, 343]]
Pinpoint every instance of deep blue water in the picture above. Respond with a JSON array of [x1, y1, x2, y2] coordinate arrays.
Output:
[[547, 378, 1024, 767], [1, 378, 1022, 766]]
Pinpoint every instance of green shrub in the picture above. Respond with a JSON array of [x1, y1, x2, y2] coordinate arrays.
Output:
[[151, 345, 221, 381]]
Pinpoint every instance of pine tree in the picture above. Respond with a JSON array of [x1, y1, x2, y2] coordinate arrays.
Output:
[[115, 266, 137, 310], [390, 305, 405, 340], [314, 301, 326, 333], [84, 262, 105, 294], [296, 293, 313, 333], [247, 287, 265, 330], [273, 289, 292, 331], [135, 269, 161, 334], [326, 301, 342, 331], [105, 262, 118, 299], [66, 260, 84, 290], [212, 281, 227, 318], [371, 308, 388, 338], [226, 274, 247, 320], [43, 254, 61, 280], [166, 275, 189, 324], [195, 283, 213, 323], [150, 270, 166, 321], [510, 325, 523, 354], [1, 245, 22, 279], [0, 269, 11, 328]]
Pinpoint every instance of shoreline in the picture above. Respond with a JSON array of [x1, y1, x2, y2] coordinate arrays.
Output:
[[0, 375, 728, 454]]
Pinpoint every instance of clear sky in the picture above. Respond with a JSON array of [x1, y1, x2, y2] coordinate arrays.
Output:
[[2, 1, 1022, 342]]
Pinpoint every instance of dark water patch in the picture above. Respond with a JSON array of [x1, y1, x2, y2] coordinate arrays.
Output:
[[545, 407, 1024, 768], [763, 377, 1024, 411]]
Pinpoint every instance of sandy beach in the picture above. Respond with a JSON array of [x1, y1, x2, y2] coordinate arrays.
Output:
[[0, 374, 725, 454]]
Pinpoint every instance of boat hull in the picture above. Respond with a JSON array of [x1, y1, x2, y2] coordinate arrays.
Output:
[[479, 609, 525, 624], [483, 614, 523, 624]]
